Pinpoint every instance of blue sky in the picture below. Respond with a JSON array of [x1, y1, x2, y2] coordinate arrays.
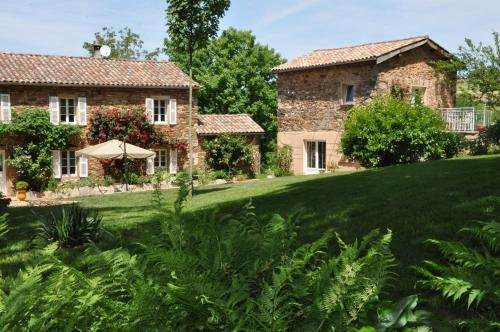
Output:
[[1, 0, 498, 60]]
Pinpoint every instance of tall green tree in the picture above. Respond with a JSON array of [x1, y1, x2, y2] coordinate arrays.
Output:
[[83, 27, 160, 60], [435, 31, 500, 109], [165, 0, 231, 192], [166, 28, 286, 155]]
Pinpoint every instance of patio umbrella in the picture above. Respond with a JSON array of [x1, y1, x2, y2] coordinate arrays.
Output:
[[75, 139, 155, 160], [75, 139, 155, 191]]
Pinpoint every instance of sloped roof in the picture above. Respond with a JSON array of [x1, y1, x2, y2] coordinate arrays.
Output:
[[273, 36, 450, 73], [0, 52, 200, 88], [197, 114, 265, 136]]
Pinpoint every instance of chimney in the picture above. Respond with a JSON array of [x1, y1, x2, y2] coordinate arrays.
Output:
[[93, 41, 102, 58]]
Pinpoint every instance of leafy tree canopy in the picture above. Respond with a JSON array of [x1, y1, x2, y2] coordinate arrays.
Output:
[[165, 0, 231, 66], [434, 31, 500, 108], [166, 28, 286, 152], [83, 27, 160, 60]]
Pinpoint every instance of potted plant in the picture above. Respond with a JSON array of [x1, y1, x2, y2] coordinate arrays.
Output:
[[15, 181, 29, 201]]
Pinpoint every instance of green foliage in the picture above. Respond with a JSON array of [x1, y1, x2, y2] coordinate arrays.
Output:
[[415, 221, 500, 330], [433, 31, 500, 108], [0, 110, 80, 191], [126, 172, 140, 185], [341, 97, 453, 167], [1, 198, 396, 330], [14, 181, 28, 191], [103, 175, 115, 186], [204, 134, 254, 175], [486, 120, 500, 145], [173, 172, 190, 213], [165, 0, 231, 66], [46, 177, 58, 192], [441, 132, 466, 158], [166, 28, 286, 154], [275, 144, 293, 176], [83, 26, 160, 60], [32, 204, 106, 248]]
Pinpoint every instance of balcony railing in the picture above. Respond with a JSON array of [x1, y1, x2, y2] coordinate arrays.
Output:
[[439, 108, 492, 132]]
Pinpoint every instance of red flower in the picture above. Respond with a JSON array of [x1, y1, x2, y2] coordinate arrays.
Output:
[[141, 113, 147, 120], [478, 125, 486, 133], [131, 113, 137, 120]]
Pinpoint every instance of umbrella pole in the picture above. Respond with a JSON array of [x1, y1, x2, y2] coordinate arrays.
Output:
[[123, 138, 128, 192]]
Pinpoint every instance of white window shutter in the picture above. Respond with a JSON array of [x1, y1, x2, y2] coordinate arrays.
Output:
[[52, 150, 61, 178], [146, 154, 155, 175], [169, 98, 177, 125], [169, 148, 177, 174], [0, 94, 11, 123], [145, 98, 154, 123], [79, 156, 88, 177], [49, 96, 60, 124], [78, 97, 87, 125]]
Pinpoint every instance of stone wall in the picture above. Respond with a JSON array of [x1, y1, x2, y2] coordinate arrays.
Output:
[[374, 46, 456, 108], [0, 85, 202, 194]]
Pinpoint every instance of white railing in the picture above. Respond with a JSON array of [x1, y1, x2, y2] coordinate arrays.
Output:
[[439, 108, 492, 132]]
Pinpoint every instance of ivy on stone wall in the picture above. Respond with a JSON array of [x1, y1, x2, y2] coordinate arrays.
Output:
[[0, 109, 81, 191]]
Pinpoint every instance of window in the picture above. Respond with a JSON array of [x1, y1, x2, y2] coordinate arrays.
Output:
[[154, 99, 168, 123], [343, 85, 355, 105], [61, 150, 77, 176], [411, 87, 426, 105], [154, 150, 167, 169], [60, 98, 76, 123], [306, 141, 326, 170]]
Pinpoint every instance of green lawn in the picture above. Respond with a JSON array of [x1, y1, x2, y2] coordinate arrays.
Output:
[[2, 154, 499, 299]]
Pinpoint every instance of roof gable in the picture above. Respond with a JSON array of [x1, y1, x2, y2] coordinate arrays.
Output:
[[0, 52, 200, 88], [273, 36, 450, 73]]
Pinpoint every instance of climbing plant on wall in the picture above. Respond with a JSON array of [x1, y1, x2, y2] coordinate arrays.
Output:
[[0, 109, 81, 191]]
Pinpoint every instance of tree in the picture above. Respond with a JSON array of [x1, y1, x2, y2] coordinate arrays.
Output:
[[165, 0, 231, 194], [83, 27, 160, 60], [434, 31, 500, 108], [166, 28, 286, 156]]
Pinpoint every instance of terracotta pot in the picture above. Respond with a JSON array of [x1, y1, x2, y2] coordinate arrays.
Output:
[[17, 190, 27, 201]]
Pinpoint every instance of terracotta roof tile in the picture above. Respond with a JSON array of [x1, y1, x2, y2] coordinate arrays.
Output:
[[197, 114, 264, 135], [0, 52, 199, 88], [273, 36, 447, 72]]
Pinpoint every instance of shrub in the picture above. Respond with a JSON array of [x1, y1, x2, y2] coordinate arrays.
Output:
[[32, 204, 106, 248], [126, 172, 140, 185], [341, 97, 452, 167], [15, 181, 29, 191], [204, 134, 254, 175], [486, 120, 500, 145], [468, 129, 490, 155], [46, 178, 58, 192], [275, 144, 293, 176], [415, 220, 500, 330], [78, 177, 99, 188], [103, 175, 115, 186], [0, 192, 11, 213], [441, 132, 466, 158]]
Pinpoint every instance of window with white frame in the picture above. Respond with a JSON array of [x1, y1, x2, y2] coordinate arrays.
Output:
[[59, 98, 76, 124], [343, 85, 355, 105], [154, 99, 168, 123], [61, 150, 77, 176], [410, 87, 426, 105], [154, 149, 167, 169], [306, 141, 326, 170]]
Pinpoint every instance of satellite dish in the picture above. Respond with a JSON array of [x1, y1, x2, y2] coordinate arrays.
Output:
[[100, 45, 111, 58]]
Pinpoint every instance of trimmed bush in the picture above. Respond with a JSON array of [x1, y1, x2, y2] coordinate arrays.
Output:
[[341, 97, 454, 167]]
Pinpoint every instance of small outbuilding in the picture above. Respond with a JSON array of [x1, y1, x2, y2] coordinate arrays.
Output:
[[196, 114, 265, 174]]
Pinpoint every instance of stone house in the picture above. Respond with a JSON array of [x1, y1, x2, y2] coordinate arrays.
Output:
[[0, 49, 263, 196], [272, 36, 456, 175]]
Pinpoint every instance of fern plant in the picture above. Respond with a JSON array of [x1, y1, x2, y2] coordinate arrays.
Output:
[[415, 221, 500, 331]]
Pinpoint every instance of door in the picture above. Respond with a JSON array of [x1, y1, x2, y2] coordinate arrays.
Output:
[[0, 151, 6, 194], [305, 141, 326, 174]]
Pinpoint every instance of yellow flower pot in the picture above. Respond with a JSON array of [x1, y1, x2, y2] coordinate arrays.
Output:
[[17, 190, 27, 201]]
